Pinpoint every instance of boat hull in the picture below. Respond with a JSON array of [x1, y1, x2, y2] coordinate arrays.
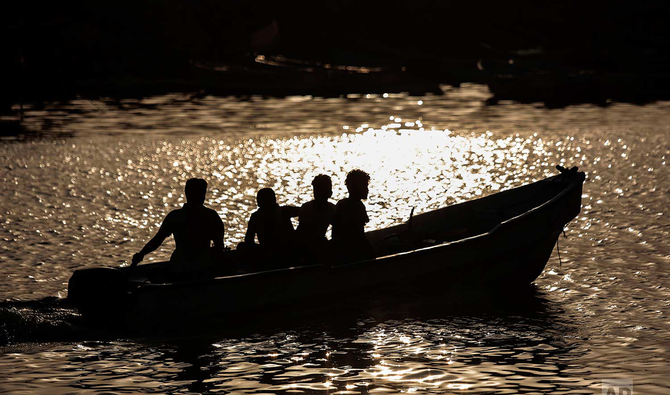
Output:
[[68, 170, 585, 328]]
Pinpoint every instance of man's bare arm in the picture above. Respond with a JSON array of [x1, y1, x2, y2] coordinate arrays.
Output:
[[211, 216, 225, 262], [212, 219, 225, 248], [244, 214, 256, 245], [129, 225, 171, 271]]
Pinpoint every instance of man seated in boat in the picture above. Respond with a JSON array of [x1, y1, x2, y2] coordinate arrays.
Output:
[[129, 178, 225, 281], [238, 188, 299, 270], [332, 169, 377, 263], [295, 174, 336, 263]]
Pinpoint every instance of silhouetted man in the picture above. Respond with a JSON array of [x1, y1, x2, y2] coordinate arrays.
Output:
[[129, 178, 224, 280], [240, 188, 299, 269], [296, 174, 335, 262], [332, 169, 376, 263], [297, 175, 335, 242]]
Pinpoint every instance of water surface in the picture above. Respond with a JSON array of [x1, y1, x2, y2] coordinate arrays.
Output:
[[1, 85, 668, 394]]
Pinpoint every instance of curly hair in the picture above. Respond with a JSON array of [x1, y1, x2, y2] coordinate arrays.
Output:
[[345, 169, 370, 188]]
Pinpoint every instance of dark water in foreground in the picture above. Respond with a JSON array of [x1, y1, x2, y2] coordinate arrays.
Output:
[[0, 85, 668, 394]]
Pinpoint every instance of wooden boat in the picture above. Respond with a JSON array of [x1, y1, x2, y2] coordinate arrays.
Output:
[[68, 167, 585, 327]]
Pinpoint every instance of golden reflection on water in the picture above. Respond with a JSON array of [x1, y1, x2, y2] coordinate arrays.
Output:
[[97, 119, 556, 251], [0, 105, 593, 296], [1, 92, 669, 394], [177, 120, 554, 244]]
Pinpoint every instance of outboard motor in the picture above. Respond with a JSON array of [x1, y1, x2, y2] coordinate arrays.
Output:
[[68, 267, 129, 318]]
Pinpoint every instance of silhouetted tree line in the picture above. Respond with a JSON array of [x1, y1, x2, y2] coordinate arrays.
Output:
[[2, 0, 670, 106]]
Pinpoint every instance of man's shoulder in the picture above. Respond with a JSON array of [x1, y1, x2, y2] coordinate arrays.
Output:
[[335, 198, 349, 207], [202, 206, 219, 216], [300, 200, 334, 213], [336, 198, 360, 209], [160, 207, 184, 230], [301, 200, 318, 210], [281, 205, 300, 217], [165, 207, 184, 219], [203, 206, 223, 222], [167, 205, 220, 219]]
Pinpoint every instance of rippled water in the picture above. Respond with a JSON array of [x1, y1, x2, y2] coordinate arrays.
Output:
[[1, 85, 669, 394]]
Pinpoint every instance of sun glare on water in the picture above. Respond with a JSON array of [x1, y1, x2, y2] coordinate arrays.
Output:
[[201, 118, 553, 242]]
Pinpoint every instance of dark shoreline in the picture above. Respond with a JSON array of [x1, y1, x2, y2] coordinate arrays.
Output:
[[4, 0, 670, 111]]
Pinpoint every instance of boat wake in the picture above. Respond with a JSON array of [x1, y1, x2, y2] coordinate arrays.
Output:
[[0, 298, 94, 346]]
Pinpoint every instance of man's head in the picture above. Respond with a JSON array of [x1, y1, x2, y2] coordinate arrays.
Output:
[[185, 178, 208, 205], [311, 174, 332, 202], [256, 188, 277, 209], [345, 169, 370, 200]]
